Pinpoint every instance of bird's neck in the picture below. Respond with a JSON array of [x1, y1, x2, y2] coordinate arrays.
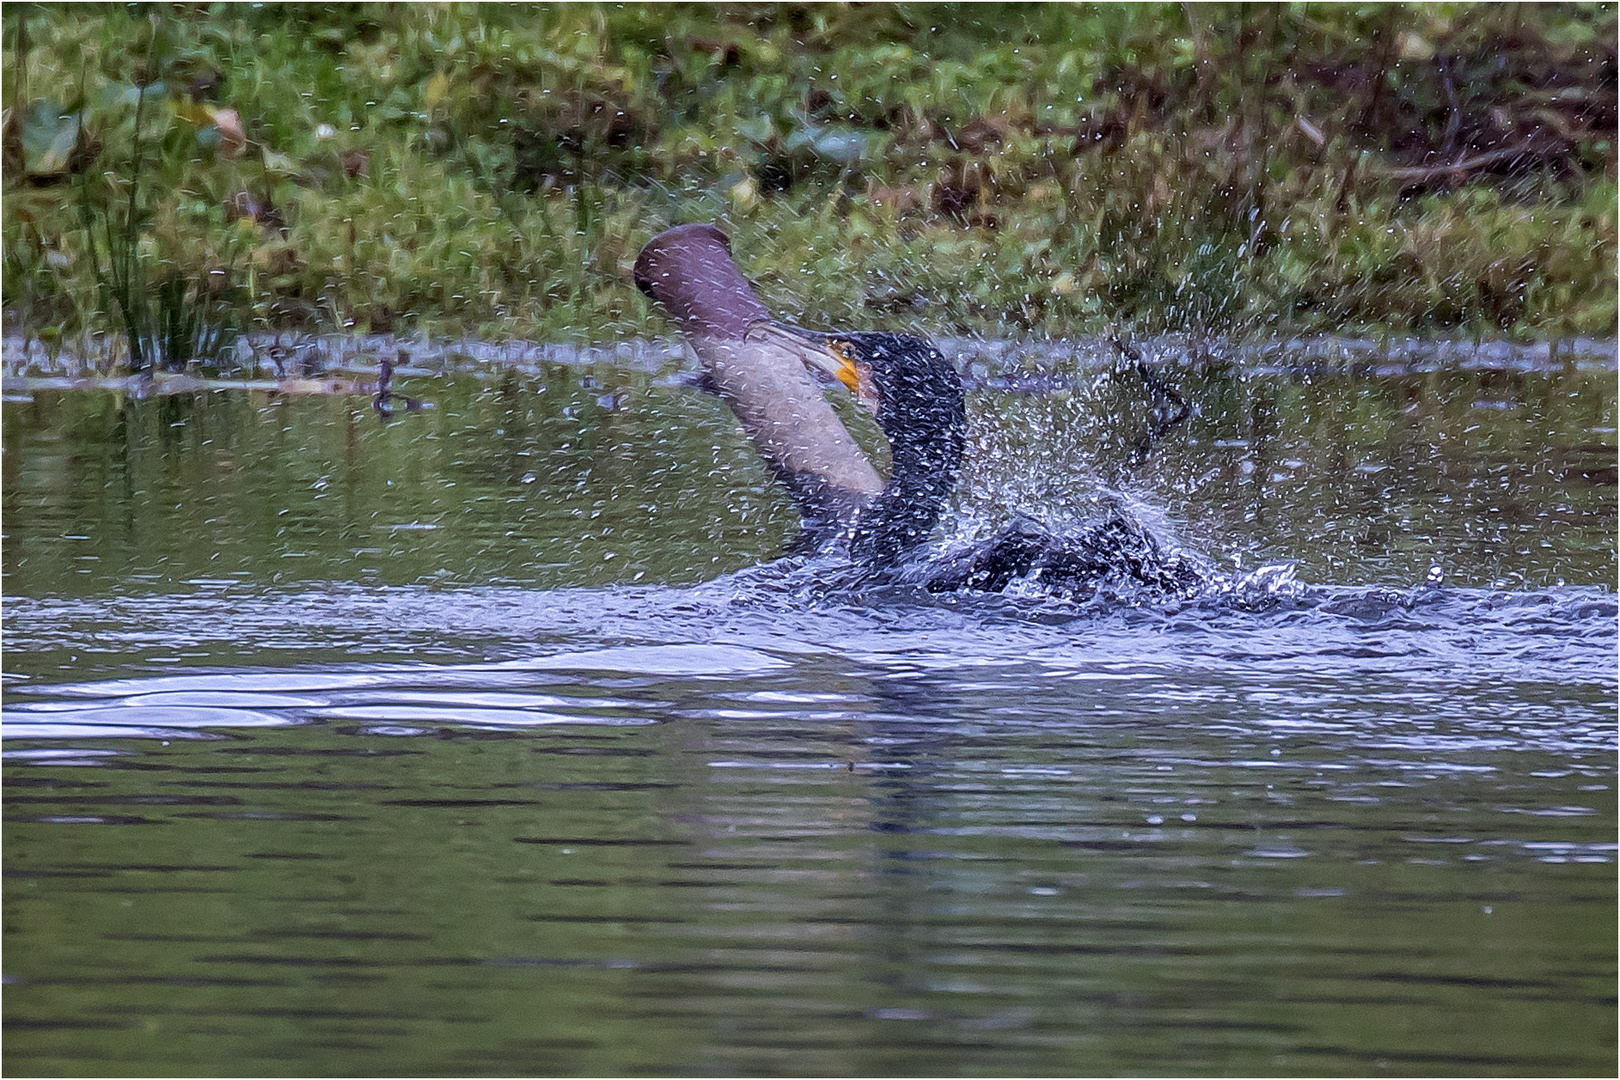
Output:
[[889, 434, 963, 504], [850, 406, 966, 564]]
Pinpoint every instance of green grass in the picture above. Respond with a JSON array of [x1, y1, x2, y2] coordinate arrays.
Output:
[[2, 3, 1614, 358]]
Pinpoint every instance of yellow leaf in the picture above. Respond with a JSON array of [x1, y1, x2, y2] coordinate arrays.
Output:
[[424, 72, 450, 110], [171, 100, 213, 126]]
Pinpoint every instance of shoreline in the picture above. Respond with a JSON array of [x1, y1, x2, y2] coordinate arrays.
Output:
[[3, 332, 1613, 392]]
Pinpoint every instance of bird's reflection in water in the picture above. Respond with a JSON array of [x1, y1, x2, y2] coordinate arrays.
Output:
[[848, 673, 993, 1011]]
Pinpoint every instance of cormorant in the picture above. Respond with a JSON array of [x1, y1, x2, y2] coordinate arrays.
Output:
[[635, 224, 1203, 601], [746, 322, 966, 566]]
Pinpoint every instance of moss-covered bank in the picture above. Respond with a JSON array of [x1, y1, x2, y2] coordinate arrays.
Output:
[[3, 3, 1615, 362]]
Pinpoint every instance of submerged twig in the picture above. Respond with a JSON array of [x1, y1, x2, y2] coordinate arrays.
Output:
[[1109, 331, 1191, 463]]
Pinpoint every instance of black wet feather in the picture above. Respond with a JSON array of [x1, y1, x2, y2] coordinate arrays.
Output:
[[834, 331, 1204, 600]]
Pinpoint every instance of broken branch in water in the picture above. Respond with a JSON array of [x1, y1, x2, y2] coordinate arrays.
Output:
[[1109, 331, 1191, 463]]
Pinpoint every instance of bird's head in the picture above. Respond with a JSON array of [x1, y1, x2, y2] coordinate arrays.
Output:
[[752, 324, 967, 563], [750, 325, 965, 463]]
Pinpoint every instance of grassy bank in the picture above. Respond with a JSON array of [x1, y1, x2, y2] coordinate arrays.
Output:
[[3, 3, 1615, 365]]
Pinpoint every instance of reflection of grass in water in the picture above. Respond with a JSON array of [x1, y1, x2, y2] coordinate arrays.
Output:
[[1, 355, 1612, 593]]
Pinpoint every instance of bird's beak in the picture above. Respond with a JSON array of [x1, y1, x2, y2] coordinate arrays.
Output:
[[746, 322, 875, 412]]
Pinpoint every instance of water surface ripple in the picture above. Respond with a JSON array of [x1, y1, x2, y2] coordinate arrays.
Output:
[[4, 576, 1615, 1076], [3, 347, 1614, 1076]]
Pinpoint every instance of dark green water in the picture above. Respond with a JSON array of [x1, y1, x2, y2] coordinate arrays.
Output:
[[3, 341, 1615, 1076]]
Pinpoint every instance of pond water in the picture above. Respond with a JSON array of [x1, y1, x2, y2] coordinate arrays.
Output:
[[3, 338, 1615, 1076]]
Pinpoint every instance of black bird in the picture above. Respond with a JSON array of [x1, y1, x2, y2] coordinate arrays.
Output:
[[761, 323, 1202, 599], [752, 325, 966, 565], [636, 225, 1203, 601]]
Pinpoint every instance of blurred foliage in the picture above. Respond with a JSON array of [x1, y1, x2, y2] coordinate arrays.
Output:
[[2, 2, 1615, 353]]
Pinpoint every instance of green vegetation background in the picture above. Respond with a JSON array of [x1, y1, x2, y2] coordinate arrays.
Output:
[[3, 2, 1615, 357]]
